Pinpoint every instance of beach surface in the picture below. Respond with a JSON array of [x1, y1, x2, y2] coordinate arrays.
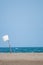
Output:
[[0, 53, 43, 65]]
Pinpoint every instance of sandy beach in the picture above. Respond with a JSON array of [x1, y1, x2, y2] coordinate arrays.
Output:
[[0, 53, 43, 65]]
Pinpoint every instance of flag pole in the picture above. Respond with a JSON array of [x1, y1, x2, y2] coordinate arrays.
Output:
[[8, 40, 12, 53]]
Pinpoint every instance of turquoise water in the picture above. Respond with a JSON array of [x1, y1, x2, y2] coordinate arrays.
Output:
[[0, 47, 43, 53]]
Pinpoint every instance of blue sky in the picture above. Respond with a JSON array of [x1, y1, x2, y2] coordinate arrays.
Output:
[[0, 0, 43, 47]]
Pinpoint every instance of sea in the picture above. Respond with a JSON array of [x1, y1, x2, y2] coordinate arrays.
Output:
[[0, 47, 43, 53]]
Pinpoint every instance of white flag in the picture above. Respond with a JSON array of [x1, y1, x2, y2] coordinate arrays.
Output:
[[2, 35, 9, 42]]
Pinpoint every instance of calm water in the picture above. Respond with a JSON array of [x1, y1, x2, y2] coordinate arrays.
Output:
[[0, 47, 43, 53]]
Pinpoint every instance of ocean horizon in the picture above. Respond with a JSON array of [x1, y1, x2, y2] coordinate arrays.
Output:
[[0, 47, 43, 53]]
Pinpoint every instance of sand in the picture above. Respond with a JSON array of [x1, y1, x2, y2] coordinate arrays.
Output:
[[0, 53, 43, 65]]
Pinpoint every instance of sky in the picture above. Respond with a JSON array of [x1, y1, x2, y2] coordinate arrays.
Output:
[[0, 0, 43, 47]]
